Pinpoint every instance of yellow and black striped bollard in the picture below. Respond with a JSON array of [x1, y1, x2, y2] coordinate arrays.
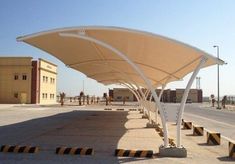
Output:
[[56, 147, 93, 155], [0, 145, 39, 153], [158, 128, 164, 137], [183, 122, 192, 130], [129, 109, 137, 111], [193, 126, 204, 136], [162, 138, 175, 147], [229, 141, 235, 158], [206, 132, 220, 145], [116, 108, 124, 111], [115, 149, 153, 158]]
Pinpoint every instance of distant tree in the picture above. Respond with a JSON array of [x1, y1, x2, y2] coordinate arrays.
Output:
[[60, 92, 66, 106], [222, 95, 227, 109], [123, 96, 126, 105], [211, 94, 215, 107], [91, 96, 94, 104], [103, 93, 108, 106], [79, 91, 84, 106], [87, 95, 90, 105]]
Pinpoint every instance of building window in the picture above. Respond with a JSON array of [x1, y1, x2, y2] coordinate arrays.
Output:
[[22, 74, 27, 80], [117, 96, 122, 100], [50, 78, 54, 84], [50, 94, 54, 99], [43, 76, 48, 83], [42, 93, 48, 99], [14, 74, 19, 80], [14, 92, 18, 98]]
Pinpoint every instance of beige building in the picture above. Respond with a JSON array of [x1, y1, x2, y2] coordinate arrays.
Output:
[[0, 57, 32, 104], [110, 88, 134, 102], [175, 89, 202, 103], [0, 57, 57, 104]]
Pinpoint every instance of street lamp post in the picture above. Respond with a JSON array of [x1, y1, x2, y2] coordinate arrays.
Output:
[[213, 45, 221, 109]]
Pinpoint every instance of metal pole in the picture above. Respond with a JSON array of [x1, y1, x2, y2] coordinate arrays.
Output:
[[83, 80, 84, 93], [213, 45, 221, 109], [155, 84, 166, 124], [176, 57, 207, 147]]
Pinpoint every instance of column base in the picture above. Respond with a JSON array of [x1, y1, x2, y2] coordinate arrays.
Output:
[[146, 122, 158, 128], [142, 114, 148, 119], [159, 146, 187, 158]]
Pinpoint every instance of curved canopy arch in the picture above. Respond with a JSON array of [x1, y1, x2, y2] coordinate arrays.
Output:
[[17, 26, 224, 89], [17, 26, 225, 148]]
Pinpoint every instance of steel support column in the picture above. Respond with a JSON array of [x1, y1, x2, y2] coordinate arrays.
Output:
[[176, 57, 207, 147]]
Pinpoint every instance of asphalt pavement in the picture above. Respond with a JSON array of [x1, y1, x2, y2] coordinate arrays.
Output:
[[183, 103, 235, 140], [0, 103, 234, 163]]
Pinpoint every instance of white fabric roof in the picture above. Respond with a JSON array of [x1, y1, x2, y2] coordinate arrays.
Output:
[[17, 26, 224, 88]]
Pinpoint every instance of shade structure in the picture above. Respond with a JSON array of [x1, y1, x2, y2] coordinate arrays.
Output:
[[17, 26, 224, 88], [17, 26, 226, 149]]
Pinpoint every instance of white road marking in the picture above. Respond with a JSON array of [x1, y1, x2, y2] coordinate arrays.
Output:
[[184, 113, 235, 128], [184, 113, 235, 141]]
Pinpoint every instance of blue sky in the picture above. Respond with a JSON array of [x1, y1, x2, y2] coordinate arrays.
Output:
[[0, 0, 234, 97]]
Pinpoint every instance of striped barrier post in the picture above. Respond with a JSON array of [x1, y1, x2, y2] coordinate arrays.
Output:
[[158, 128, 164, 137], [206, 132, 220, 145], [115, 149, 153, 158], [193, 126, 204, 136], [183, 121, 192, 130], [142, 113, 149, 119], [139, 109, 144, 114], [162, 138, 175, 147], [155, 125, 161, 132], [129, 108, 137, 111], [0, 145, 39, 153], [169, 138, 176, 147], [116, 108, 124, 111], [229, 141, 235, 158], [104, 108, 112, 110], [56, 147, 94, 155]]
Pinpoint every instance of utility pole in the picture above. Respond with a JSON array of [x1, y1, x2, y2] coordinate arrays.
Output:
[[196, 77, 201, 89], [213, 45, 221, 109], [83, 80, 84, 93]]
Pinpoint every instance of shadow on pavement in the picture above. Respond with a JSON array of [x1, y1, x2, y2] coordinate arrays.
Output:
[[0, 109, 150, 163], [217, 156, 235, 162]]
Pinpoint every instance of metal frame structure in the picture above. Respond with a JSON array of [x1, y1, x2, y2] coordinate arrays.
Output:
[[17, 26, 224, 148], [176, 56, 207, 147], [58, 32, 170, 146]]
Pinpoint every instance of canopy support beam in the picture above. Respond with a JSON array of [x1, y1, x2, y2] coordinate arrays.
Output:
[[59, 32, 169, 147], [119, 83, 141, 105], [155, 84, 166, 124], [176, 56, 207, 147]]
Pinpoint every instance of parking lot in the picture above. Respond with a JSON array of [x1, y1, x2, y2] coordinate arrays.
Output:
[[0, 104, 234, 163]]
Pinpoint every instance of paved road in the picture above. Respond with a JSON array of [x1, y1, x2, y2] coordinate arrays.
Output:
[[0, 104, 234, 163], [183, 104, 235, 140]]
